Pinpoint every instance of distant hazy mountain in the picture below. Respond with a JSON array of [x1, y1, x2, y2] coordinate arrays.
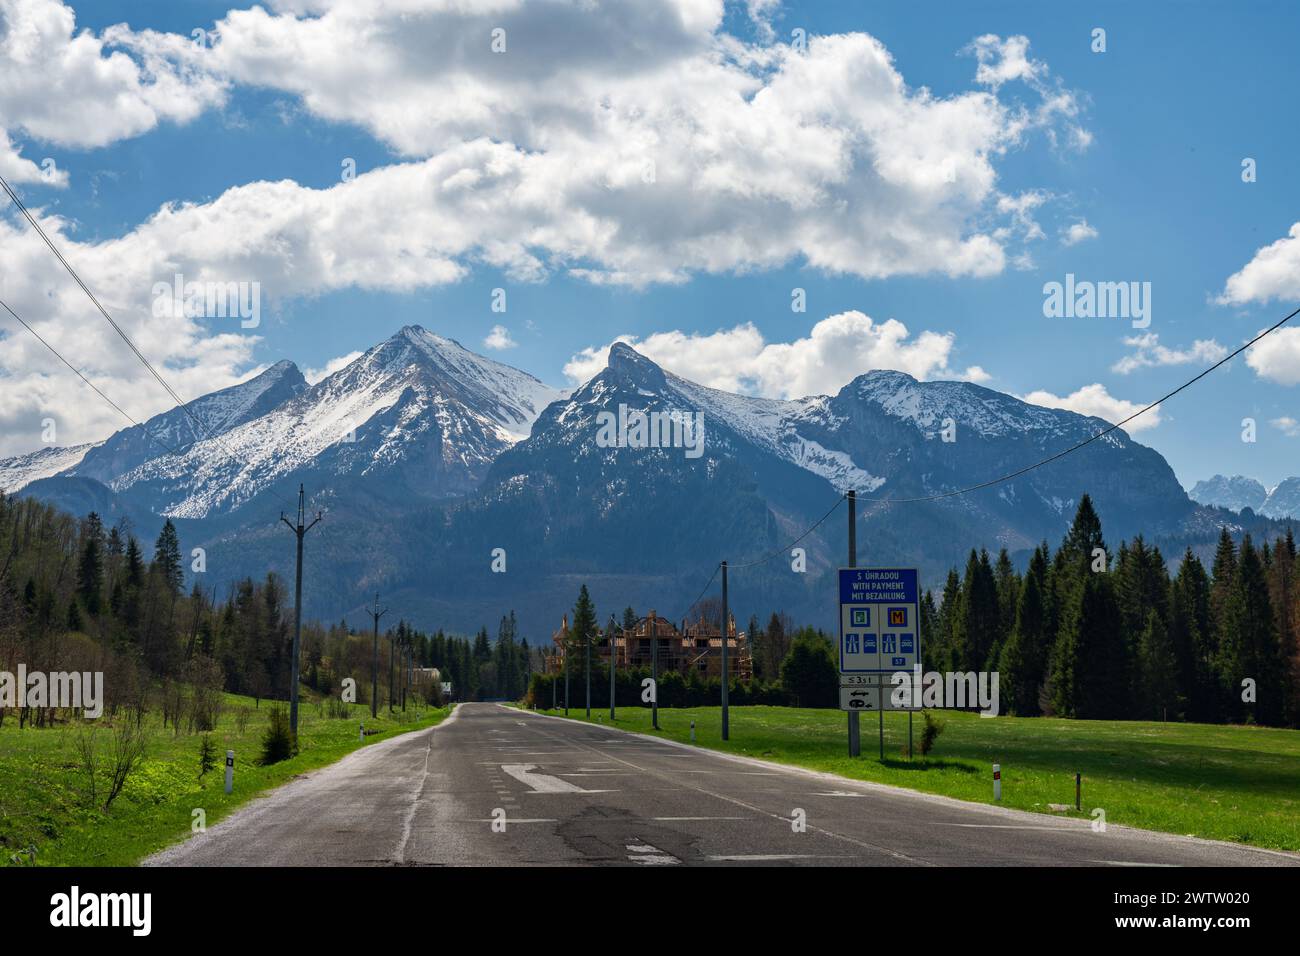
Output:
[[1, 329, 1236, 632], [1261, 478, 1300, 520], [1188, 474, 1300, 519], [1188, 475, 1268, 513]]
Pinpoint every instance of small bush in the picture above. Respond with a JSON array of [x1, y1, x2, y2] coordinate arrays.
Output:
[[259, 707, 297, 765], [919, 710, 945, 756], [198, 735, 217, 779]]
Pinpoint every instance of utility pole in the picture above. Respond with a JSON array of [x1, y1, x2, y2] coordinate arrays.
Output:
[[848, 489, 859, 758], [551, 650, 557, 710], [585, 614, 592, 719], [651, 612, 659, 730], [369, 593, 387, 720], [721, 560, 729, 741], [564, 627, 570, 715], [280, 484, 322, 735], [389, 631, 396, 713], [608, 614, 618, 721]]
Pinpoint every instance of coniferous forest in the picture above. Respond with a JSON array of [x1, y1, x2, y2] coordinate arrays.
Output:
[[2, 489, 1295, 725]]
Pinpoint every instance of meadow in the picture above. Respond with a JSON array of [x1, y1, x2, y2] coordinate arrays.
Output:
[[0, 693, 449, 866]]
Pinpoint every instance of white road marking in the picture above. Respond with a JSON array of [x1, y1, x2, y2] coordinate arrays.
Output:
[[706, 854, 850, 862], [502, 763, 618, 794], [653, 816, 750, 821], [626, 841, 680, 865]]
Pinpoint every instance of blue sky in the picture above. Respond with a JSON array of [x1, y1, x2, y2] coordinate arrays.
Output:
[[3, 0, 1299, 488]]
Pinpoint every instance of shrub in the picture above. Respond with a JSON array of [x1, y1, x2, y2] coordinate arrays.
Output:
[[919, 710, 945, 756], [259, 706, 297, 765], [198, 735, 217, 779]]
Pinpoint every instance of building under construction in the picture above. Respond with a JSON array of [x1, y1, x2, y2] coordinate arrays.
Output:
[[548, 610, 751, 680]]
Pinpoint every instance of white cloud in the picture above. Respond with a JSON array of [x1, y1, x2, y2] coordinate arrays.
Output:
[[1246, 326, 1300, 385], [564, 311, 988, 399], [1061, 219, 1098, 246], [1111, 333, 1228, 374], [153, 8, 1088, 286], [968, 34, 1042, 89], [0, 2, 1092, 453], [1219, 222, 1300, 306], [303, 350, 363, 384], [0, 0, 227, 154], [1020, 383, 1161, 433], [483, 324, 516, 350], [1270, 416, 1300, 438]]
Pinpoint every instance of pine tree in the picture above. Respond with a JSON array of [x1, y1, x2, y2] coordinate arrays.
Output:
[[1053, 572, 1125, 719], [955, 549, 999, 671], [1000, 547, 1049, 715], [1136, 610, 1179, 720], [918, 590, 940, 672], [77, 513, 104, 615], [935, 568, 962, 674], [1220, 535, 1284, 725], [570, 585, 598, 677], [152, 519, 184, 594], [1170, 550, 1214, 721]]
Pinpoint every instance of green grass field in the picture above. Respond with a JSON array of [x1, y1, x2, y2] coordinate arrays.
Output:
[[534, 705, 1300, 851], [0, 695, 450, 866]]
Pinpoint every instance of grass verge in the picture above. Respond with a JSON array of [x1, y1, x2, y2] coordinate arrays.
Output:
[[0, 694, 451, 866]]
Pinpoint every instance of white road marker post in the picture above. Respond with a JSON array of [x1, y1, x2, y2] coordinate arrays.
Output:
[[993, 763, 1001, 801], [690, 720, 696, 743], [225, 750, 235, 794], [360, 721, 364, 742]]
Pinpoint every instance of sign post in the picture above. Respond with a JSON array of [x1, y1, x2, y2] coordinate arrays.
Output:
[[838, 567, 921, 760]]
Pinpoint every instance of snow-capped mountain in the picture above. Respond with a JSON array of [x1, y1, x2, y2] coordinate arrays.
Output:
[[1188, 475, 1269, 514], [71, 359, 308, 487], [1262, 478, 1300, 519], [103, 326, 562, 517], [0, 441, 100, 493], [1187, 474, 1300, 519], [2, 330, 1242, 632]]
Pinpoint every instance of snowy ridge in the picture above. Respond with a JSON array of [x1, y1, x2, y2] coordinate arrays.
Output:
[[0, 442, 100, 493], [109, 326, 563, 517]]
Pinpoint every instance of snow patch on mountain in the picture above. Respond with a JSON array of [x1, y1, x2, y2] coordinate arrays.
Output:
[[0, 442, 101, 493]]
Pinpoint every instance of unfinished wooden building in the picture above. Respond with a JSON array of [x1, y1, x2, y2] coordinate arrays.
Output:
[[547, 610, 751, 680]]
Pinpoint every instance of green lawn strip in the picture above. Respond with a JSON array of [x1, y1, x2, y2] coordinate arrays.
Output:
[[527, 704, 1300, 851], [0, 695, 452, 867]]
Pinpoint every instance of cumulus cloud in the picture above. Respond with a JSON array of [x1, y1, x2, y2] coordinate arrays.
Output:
[[0, 1, 1091, 453], [141, 6, 1088, 286], [1219, 223, 1300, 306], [1271, 416, 1300, 438], [304, 350, 363, 384], [1020, 383, 1161, 433], [968, 34, 1042, 89], [563, 312, 988, 399], [1246, 326, 1300, 386], [1111, 333, 1228, 374], [1061, 219, 1098, 246], [483, 324, 516, 350], [0, 0, 227, 153]]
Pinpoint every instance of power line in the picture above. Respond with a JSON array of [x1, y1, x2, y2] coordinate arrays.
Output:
[[857, 304, 1300, 505], [0, 297, 182, 459], [0, 173, 308, 515]]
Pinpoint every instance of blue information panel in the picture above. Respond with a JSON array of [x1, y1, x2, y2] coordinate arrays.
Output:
[[838, 568, 921, 680]]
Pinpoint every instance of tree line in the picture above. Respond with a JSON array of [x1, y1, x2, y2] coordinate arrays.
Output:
[[923, 495, 1298, 725], [0, 493, 535, 724]]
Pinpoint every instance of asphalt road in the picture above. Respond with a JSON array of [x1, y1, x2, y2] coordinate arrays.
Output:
[[146, 702, 1300, 867]]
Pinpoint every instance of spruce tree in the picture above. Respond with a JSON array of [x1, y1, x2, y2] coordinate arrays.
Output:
[[1137, 610, 1179, 720], [1170, 550, 1214, 721], [152, 519, 183, 594], [1000, 548, 1048, 715]]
